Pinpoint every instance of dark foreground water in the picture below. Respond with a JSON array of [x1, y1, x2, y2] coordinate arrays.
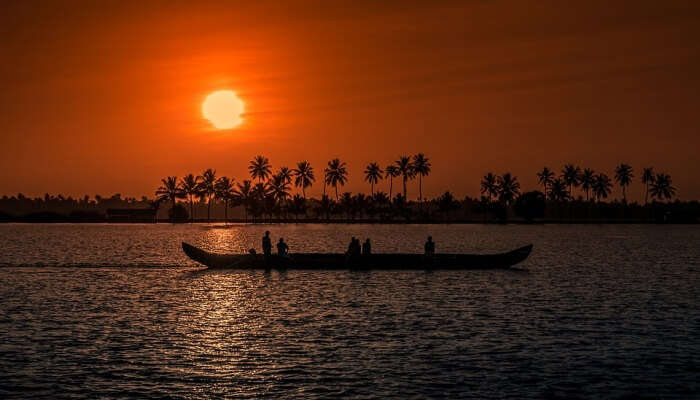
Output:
[[1, 223, 699, 399]]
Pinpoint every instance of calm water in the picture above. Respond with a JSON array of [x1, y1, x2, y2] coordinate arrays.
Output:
[[1, 223, 699, 399]]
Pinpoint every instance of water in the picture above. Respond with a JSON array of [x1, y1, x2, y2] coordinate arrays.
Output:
[[1, 223, 699, 399]]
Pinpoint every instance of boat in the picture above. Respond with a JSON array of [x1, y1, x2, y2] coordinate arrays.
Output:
[[182, 242, 533, 270]]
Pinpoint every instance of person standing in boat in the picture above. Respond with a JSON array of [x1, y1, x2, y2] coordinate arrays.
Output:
[[347, 237, 360, 256], [362, 238, 371, 255], [262, 231, 272, 256], [277, 238, 289, 256], [424, 236, 435, 256]]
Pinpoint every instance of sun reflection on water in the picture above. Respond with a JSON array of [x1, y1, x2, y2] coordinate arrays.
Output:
[[201, 225, 256, 254], [2, 225, 699, 397]]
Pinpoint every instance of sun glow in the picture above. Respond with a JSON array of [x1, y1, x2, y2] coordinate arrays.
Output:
[[202, 90, 245, 129]]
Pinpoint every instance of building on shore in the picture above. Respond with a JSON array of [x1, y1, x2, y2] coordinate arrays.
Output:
[[105, 208, 156, 222]]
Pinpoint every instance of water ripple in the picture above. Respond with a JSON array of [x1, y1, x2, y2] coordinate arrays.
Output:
[[0, 224, 699, 398]]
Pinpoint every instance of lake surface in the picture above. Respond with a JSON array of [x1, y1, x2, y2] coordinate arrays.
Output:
[[1, 223, 699, 399]]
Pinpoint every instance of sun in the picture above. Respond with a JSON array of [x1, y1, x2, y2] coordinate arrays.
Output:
[[202, 90, 245, 129]]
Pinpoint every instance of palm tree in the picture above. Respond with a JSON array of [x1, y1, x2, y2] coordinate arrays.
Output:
[[149, 199, 162, 223], [650, 173, 675, 202], [496, 173, 520, 205], [251, 181, 269, 200], [340, 192, 355, 219], [395, 156, 415, 199], [325, 158, 348, 200], [561, 164, 581, 198], [354, 193, 368, 219], [536, 167, 555, 198], [436, 192, 458, 220], [642, 167, 655, 205], [179, 174, 201, 222], [251, 182, 271, 221], [289, 194, 307, 219], [199, 168, 217, 222], [592, 173, 612, 202], [412, 153, 431, 202], [155, 176, 184, 222], [580, 168, 595, 201], [392, 193, 410, 219], [384, 165, 399, 198], [480, 173, 498, 203], [248, 155, 271, 183], [372, 191, 390, 220], [232, 180, 253, 222], [214, 176, 234, 223], [277, 166, 292, 184], [614, 163, 634, 203], [364, 162, 383, 195], [322, 167, 329, 198], [268, 174, 291, 206], [549, 178, 570, 202], [263, 192, 277, 221], [317, 195, 334, 220], [292, 161, 315, 199]]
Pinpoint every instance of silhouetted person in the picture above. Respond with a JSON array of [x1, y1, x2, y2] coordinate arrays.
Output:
[[347, 236, 359, 255], [424, 236, 435, 256], [362, 238, 371, 255], [262, 231, 272, 256], [277, 238, 289, 256]]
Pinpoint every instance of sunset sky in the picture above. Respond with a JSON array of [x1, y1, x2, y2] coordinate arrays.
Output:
[[1, 0, 699, 201]]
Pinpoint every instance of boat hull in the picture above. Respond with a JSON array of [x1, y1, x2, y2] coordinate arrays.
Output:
[[182, 242, 533, 270]]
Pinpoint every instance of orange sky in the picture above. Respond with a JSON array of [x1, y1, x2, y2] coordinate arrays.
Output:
[[1, 0, 699, 201]]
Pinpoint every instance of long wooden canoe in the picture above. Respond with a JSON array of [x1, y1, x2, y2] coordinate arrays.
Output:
[[182, 242, 533, 270]]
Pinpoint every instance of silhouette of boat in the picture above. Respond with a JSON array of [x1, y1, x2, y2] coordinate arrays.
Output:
[[182, 242, 533, 270]]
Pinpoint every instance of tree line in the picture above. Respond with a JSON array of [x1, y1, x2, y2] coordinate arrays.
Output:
[[155, 154, 431, 222], [1, 157, 694, 223], [150, 157, 686, 223], [478, 163, 676, 207]]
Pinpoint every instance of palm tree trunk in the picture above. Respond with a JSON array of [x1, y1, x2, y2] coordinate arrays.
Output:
[[224, 200, 228, 223], [189, 197, 194, 223], [371, 182, 374, 196], [644, 184, 648, 205], [403, 176, 407, 198], [419, 175, 423, 202], [207, 196, 211, 222], [302, 187, 306, 199], [389, 178, 393, 198], [335, 185, 338, 201]]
